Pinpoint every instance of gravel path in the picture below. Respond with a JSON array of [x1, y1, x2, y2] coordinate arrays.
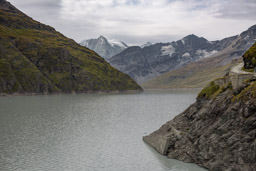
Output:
[[231, 63, 256, 76]]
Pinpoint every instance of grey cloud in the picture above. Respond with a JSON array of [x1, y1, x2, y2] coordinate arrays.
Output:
[[212, 0, 256, 19], [110, 34, 182, 45], [9, 0, 62, 8], [8, 0, 62, 17], [7, 0, 256, 45], [8, 0, 62, 29]]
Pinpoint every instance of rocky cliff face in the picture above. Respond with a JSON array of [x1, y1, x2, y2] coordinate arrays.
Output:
[[80, 36, 128, 60], [143, 45, 256, 170], [0, 0, 142, 94], [109, 25, 256, 84]]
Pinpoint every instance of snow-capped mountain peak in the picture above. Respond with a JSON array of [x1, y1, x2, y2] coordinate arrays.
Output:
[[80, 36, 129, 60], [108, 39, 128, 48]]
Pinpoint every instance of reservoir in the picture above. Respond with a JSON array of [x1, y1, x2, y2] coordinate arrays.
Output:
[[0, 90, 206, 171]]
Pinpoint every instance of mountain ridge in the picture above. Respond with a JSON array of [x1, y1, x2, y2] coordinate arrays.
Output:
[[142, 24, 256, 88], [109, 33, 240, 83], [0, 0, 142, 94]]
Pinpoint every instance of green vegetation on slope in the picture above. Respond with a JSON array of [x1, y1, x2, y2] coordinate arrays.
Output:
[[234, 43, 256, 100], [0, 1, 142, 94], [199, 43, 256, 101], [198, 81, 220, 99], [243, 42, 256, 69], [142, 54, 237, 89]]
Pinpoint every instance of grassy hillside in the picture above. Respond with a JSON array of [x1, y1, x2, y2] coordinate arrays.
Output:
[[0, 0, 142, 94], [142, 54, 237, 89]]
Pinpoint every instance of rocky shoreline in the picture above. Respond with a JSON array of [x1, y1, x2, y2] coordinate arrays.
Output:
[[143, 66, 256, 170]]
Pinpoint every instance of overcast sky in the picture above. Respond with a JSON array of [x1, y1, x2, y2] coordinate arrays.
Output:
[[8, 0, 256, 45]]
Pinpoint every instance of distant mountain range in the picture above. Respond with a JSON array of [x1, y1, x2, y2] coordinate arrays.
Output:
[[108, 35, 235, 83], [108, 25, 256, 84], [80, 36, 128, 60], [142, 25, 256, 88]]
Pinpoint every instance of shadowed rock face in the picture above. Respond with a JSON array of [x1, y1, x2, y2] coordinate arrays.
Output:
[[143, 45, 256, 171], [0, 0, 142, 94], [144, 75, 256, 170]]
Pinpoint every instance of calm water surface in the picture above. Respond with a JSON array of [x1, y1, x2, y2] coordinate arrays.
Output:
[[0, 90, 206, 171]]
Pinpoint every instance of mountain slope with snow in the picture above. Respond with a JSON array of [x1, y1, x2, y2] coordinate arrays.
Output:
[[109, 26, 256, 84], [109, 34, 234, 83], [142, 25, 256, 88], [80, 36, 128, 60]]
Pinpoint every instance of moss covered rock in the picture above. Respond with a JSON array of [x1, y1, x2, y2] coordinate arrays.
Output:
[[243, 42, 256, 69]]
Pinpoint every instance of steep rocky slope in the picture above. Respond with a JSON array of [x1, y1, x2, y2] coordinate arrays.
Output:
[[143, 25, 256, 89], [80, 36, 128, 60], [143, 45, 256, 170], [0, 0, 141, 94]]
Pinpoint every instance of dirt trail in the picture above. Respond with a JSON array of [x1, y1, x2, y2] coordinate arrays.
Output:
[[231, 63, 256, 76]]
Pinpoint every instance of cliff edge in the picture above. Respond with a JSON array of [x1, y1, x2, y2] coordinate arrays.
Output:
[[143, 44, 256, 170]]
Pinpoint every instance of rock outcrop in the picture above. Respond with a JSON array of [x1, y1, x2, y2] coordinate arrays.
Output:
[[0, 0, 142, 94], [143, 45, 256, 170], [243, 42, 256, 70]]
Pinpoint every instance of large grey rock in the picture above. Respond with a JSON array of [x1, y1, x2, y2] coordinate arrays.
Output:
[[143, 73, 256, 170]]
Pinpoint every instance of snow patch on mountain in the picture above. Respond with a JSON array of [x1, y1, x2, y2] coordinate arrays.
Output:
[[196, 50, 218, 58], [161, 45, 175, 56], [141, 42, 153, 48], [108, 39, 128, 48], [182, 52, 191, 58]]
